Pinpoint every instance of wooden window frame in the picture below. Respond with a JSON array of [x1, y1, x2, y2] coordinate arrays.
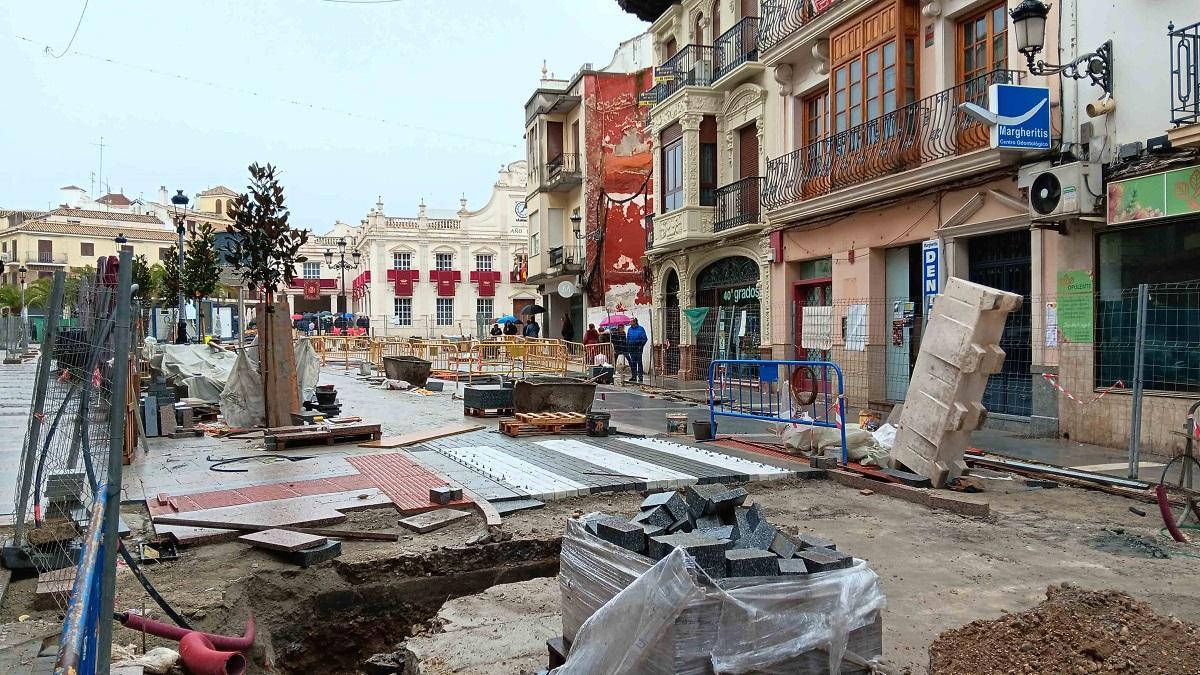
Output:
[[826, 0, 919, 133], [956, 2, 1009, 87], [803, 89, 830, 146]]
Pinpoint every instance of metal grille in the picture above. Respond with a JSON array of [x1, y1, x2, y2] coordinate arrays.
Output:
[[1170, 20, 1200, 126]]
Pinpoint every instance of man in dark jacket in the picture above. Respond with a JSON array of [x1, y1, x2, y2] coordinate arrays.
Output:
[[503, 319, 519, 336], [523, 318, 540, 338], [625, 318, 648, 383]]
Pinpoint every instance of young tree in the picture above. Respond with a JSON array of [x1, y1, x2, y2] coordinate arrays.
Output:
[[131, 255, 160, 301], [183, 223, 222, 337], [226, 164, 309, 301], [163, 246, 183, 304]]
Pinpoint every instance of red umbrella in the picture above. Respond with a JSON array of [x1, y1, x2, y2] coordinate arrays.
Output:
[[291, 314, 303, 321], [599, 314, 632, 328]]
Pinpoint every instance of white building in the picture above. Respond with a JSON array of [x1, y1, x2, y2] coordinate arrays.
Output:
[[284, 161, 539, 337]]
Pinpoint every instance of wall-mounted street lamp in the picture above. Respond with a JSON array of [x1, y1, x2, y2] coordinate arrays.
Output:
[[1010, 0, 1113, 95]]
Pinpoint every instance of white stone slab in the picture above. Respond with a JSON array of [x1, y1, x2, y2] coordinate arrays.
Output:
[[536, 439, 696, 490], [435, 445, 588, 500], [615, 438, 791, 480]]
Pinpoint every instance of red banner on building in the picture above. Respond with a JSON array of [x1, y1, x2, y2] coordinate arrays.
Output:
[[394, 274, 413, 297], [437, 276, 455, 297], [303, 279, 322, 300]]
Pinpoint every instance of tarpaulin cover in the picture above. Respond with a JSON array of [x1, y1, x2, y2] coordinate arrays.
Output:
[[553, 518, 887, 675], [153, 343, 239, 402], [219, 338, 321, 428]]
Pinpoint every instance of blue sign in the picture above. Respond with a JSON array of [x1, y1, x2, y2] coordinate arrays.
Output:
[[922, 239, 942, 312], [989, 84, 1052, 150]]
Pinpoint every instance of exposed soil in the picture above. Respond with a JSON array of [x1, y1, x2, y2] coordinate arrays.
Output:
[[929, 584, 1200, 675]]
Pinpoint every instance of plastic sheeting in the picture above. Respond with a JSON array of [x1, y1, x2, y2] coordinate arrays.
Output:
[[153, 343, 240, 402], [295, 337, 320, 403], [554, 518, 887, 675], [218, 338, 320, 428], [781, 423, 890, 466]]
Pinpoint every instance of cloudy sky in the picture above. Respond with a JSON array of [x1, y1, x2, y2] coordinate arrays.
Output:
[[0, 0, 646, 229]]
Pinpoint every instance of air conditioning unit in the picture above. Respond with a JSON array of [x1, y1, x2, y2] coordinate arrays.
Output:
[[1025, 162, 1102, 220]]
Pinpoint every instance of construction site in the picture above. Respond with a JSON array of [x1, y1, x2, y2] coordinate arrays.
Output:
[[0, 264, 1196, 675]]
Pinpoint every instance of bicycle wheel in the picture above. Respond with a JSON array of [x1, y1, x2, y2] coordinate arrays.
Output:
[[1160, 454, 1200, 528]]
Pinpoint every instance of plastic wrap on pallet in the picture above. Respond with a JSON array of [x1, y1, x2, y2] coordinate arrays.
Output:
[[555, 518, 886, 675]]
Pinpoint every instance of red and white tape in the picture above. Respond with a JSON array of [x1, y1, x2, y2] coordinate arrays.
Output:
[[1042, 372, 1125, 405]]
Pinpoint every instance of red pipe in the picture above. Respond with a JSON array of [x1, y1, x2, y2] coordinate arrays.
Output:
[[118, 613, 256, 652], [179, 632, 248, 675], [1157, 483, 1188, 543]]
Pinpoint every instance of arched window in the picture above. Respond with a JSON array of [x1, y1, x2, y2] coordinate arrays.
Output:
[[693, 12, 705, 45], [711, 1, 721, 43], [215, 199, 223, 215]]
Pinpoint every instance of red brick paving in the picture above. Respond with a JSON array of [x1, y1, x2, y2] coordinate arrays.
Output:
[[147, 473, 376, 517], [346, 452, 471, 513], [712, 438, 799, 462]]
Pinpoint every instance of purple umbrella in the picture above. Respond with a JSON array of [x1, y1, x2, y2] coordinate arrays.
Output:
[[599, 314, 632, 328]]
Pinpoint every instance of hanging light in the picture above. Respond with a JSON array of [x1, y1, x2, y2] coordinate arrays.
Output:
[[1009, 0, 1049, 58], [1009, 0, 1112, 94]]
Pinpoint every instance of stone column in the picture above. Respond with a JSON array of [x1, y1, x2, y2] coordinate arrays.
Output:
[[681, 113, 703, 207], [651, 135, 662, 218], [757, 236, 772, 355]]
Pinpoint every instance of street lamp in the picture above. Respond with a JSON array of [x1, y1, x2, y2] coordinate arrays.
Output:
[[169, 189, 190, 344], [1010, 0, 1113, 94], [323, 237, 360, 318], [17, 265, 27, 322]]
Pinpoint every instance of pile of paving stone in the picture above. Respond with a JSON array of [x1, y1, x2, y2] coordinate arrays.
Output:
[[584, 483, 854, 579]]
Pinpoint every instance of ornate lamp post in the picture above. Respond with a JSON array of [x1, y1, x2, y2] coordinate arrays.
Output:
[[323, 237, 361, 318], [169, 190, 190, 343], [1009, 0, 1113, 94]]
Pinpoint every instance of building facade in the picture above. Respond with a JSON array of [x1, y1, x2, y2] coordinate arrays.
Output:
[[523, 34, 656, 342], [284, 161, 538, 337], [630, 0, 779, 380]]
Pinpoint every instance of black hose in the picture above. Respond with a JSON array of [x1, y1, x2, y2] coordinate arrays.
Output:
[[117, 540, 192, 629]]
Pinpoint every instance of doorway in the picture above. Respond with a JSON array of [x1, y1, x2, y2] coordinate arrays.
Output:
[[968, 229, 1032, 417], [884, 244, 924, 401], [665, 270, 681, 375]]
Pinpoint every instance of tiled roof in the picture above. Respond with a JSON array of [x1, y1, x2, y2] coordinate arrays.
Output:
[[96, 193, 134, 206], [9, 221, 178, 241], [198, 185, 239, 197], [0, 209, 48, 220], [48, 208, 163, 224]]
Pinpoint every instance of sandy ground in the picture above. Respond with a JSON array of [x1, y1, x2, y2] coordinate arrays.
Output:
[[3, 474, 1198, 674]]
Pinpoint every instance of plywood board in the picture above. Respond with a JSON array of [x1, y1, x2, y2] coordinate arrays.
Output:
[[398, 508, 470, 534], [238, 528, 328, 552], [358, 423, 484, 448]]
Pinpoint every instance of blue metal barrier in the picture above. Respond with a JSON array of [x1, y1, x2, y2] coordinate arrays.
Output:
[[708, 359, 849, 464], [55, 484, 106, 675]]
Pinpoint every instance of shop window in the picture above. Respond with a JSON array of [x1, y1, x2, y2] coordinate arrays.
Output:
[[1096, 221, 1200, 393]]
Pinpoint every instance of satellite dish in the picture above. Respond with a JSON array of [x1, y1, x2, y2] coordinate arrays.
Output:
[[557, 281, 576, 298], [1030, 171, 1062, 216]]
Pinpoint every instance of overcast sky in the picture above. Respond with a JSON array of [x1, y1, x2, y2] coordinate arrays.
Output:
[[0, 0, 646, 230]]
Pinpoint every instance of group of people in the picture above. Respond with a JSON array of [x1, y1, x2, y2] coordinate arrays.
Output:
[[486, 313, 648, 384], [582, 318, 647, 383]]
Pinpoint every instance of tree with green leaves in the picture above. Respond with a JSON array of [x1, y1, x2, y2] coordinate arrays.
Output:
[[131, 254, 161, 301], [226, 163, 309, 303], [183, 222, 222, 336], [163, 245, 182, 306]]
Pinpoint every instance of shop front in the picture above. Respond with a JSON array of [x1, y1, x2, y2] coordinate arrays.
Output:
[[692, 256, 761, 377]]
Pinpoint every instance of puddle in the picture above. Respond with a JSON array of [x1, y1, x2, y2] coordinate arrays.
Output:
[[1088, 527, 1172, 559]]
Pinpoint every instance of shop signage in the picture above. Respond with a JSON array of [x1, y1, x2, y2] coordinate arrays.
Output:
[[653, 67, 675, 84], [1107, 166, 1200, 225], [988, 84, 1052, 150], [921, 239, 942, 312], [1056, 270, 1094, 343], [721, 285, 759, 303], [638, 90, 658, 107]]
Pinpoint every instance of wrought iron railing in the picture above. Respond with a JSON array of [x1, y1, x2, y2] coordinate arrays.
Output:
[[30, 251, 68, 264], [531, 153, 583, 187], [715, 17, 761, 81], [763, 70, 1022, 210], [1170, 20, 1200, 125], [656, 45, 717, 102], [714, 177, 764, 232], [758, 0, 846, 53], [547, 244, 584, 268], [645, 214, 655, 250]]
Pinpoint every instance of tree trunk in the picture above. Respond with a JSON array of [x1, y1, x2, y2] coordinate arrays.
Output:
[[258, 296, 300, 428]]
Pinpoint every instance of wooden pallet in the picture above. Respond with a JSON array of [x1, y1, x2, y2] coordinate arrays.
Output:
[[499, 412, 588, 437], [464, 406, 514, 418], [265, 423, 382, 450]]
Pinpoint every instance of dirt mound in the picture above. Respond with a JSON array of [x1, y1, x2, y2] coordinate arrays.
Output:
[[929, 583, 1200, 674]]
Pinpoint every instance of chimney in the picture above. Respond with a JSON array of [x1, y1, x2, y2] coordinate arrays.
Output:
[[158, 186, 167, 204]]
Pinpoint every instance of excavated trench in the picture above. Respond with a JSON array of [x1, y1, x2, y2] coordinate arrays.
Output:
[[217, 538, 563, 674]]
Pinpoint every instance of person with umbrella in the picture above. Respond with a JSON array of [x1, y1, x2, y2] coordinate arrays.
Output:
[[519, 304, 545, 338]]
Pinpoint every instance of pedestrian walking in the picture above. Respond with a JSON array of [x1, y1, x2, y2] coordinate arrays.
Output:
[[561, 315, 575, 342], [523, 318, 540, 338], [626, 317, 648, 383]]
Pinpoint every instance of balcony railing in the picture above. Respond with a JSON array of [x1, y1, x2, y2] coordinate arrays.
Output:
[[764, 70, 1022, 210], [312, 236, 356, 247], [1170, 20, 1200, 125], [715, 17, 761, 81], [27, 251, 68, 264], [531, 153, 583, 191], [656, 45, 717, 103], [758, 0, 846, 53], [547, 244, 585, 269], [714, 177, 764, 232], [645, 214, 655, 250]]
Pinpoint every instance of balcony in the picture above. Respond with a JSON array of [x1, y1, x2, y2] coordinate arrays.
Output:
[[0, 252, 14, 264], [547, 244, 584, 270], [713, 17, 761, 86], [758, 0, 850, 57], [714, 177, 764, 233], [647, 206, 717, 252], [530, 153, 583, 193], [26, 251, 68, 265], [655, 45, 717, 104], [645, 214, 654, 251], [1169, 21, 1200, 149], [764, 70, 1022, 212]]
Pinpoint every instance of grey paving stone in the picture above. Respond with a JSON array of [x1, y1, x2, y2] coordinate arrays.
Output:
[[632, 505, 674, 529], [769, 531, 800, 559], [794, 531, 836, 551], [694, 525, 735, 541], [778, 558, 809, 575], [797, 547, 852, 572], [746, 502, 766, 530], [596, 518, 646, 553], [725, 548, 780, 577], [734, 519, 778, 551], [640, 490, 687, 521]]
